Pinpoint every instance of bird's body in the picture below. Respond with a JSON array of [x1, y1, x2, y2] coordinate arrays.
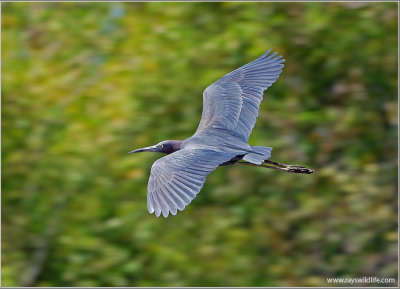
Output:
[[130, 50, 314, 218], [184, 129, 251, 154]]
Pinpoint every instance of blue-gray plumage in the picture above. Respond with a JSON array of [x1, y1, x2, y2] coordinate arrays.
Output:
[[130, 50, 314, 218]]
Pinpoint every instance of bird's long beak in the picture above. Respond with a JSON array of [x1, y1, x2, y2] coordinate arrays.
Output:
[[129, 145, 159, 154]]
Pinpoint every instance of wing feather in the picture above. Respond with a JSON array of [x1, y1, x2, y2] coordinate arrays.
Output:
[[196, 50, 284, 140], [147, 148, 236, 217]]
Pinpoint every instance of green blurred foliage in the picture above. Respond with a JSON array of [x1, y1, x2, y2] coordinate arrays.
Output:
[[2, 2, 398, 287]]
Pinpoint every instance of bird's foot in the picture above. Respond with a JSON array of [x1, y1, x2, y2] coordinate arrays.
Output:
[[263, 160, 315, 174], [284, 165, 314, 174]]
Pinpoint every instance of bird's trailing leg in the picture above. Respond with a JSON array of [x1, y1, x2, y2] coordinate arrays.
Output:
[[264, 159, 315, 174], [236, 159, 314, 174]]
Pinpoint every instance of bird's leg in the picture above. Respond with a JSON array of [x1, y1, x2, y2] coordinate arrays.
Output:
[[236, 160, 314, 174], [236, 161, 290, 172], [263, 160, 287, 167]]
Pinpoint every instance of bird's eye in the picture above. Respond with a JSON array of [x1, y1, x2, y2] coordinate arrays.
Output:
[[159, 144, 164, 149]]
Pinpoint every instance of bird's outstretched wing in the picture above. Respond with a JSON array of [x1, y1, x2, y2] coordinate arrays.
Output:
[[196, 50, 285, 141], [147, 148, 236, 217]]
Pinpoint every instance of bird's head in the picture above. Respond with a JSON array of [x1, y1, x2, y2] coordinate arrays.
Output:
[[129, 140, 182, 155]]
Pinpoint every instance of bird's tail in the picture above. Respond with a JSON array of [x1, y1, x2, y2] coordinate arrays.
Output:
[[243, 146, 272, 165]]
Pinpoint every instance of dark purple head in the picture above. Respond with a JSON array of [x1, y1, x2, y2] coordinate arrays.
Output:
[[129, 140, 182, 155]]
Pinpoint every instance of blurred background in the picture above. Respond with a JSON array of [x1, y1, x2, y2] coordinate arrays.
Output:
[[2, 2, 398, 287]]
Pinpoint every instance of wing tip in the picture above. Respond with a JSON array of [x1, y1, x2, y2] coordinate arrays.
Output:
[[148, 198, 179, 218], [263, 49, 286, 63], [264, 48, 272, 56], [150, 208, 178, 218]]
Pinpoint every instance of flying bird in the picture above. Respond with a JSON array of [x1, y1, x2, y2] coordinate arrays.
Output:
[[130, 50, 314, 218]]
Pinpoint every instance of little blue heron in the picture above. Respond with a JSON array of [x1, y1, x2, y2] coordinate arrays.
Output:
[[130, 50, 314, 218]]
